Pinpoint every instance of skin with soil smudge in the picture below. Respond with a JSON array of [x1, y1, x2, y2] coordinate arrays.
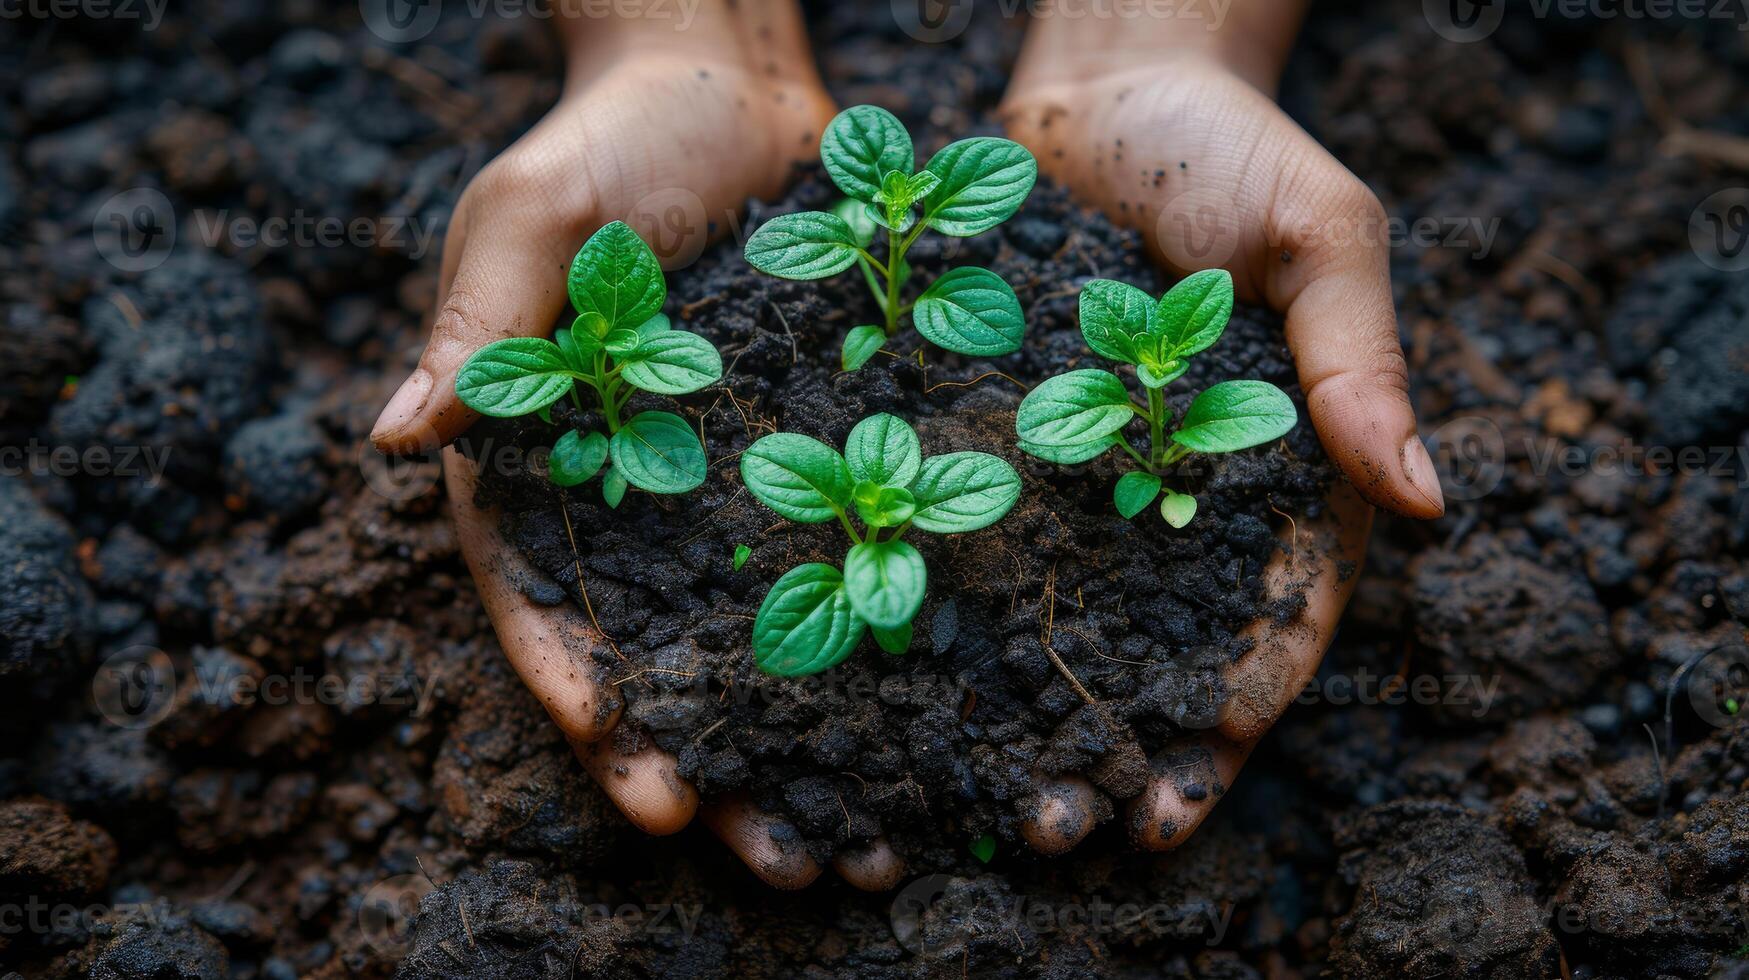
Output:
[[462, 172, 1335, 863]]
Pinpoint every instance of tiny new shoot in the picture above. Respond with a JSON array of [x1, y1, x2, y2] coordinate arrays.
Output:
[[740, 414, 1021, 677], [453, 221, 723, 505], [743, 104, 1039, 371], [1014, 270, 1297, 528]]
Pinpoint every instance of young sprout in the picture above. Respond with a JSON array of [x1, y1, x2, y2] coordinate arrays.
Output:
[[743, 105, 1038, 371], [453, 221, 723, 504], [740, 413, 1021, 676], [1014, 270, 1297, 528]]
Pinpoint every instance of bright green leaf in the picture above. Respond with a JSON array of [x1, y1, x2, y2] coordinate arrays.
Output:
[[753, 563, 866, 677], [1153, 269, 1233, 360], [609, 411, 707, 494], [922, 137, 1038, 236], [1015, 369, 1134, 447], [841, 325, 886, 372], [820, 105, 914, 202], [1170, 381, 1298, 453], [1160, 490, 1198, 528], [844, 540, 927, 630], [1017, 436, 1120, 465], [1136, 358, 1188, 390], [1078, 279, 1151, 364], [865, 202, 917, 235], [853, 482, 916, 529], [1113, 470, 1162, 519], [871, 621, 912, 655], [604, 328, 641, 357], [602, 468, 628, 508], [744, 212, 863, 280], [732, 544, 752, 572], [618, 331, 723, 395], [908, 452, 1021, 533], [454, 338, 577, 418], [634, 313, 671, 342], [843, 413, 921, 487], [913, 267, 1026, 357], [834, 198, 878, 248], [549, 430, 608, 487], [969, 834, 996, 863], [740, 433, 855, 523], [568, 221, 665, 331]]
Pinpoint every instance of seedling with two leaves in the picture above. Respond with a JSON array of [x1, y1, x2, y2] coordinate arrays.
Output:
[[744, 105, 1038, 371], [454, 221, 723, 505], [1015, 270, 1297, 527], [740, 414, 1021, 677]]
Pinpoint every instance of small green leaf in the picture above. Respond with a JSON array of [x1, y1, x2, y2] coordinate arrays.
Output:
[[1017, 436, 1120, 465], [549, 430, 608, 487], [1136, 358, 1188, 390], [602, 468, 628, 508], [455, 338, 577, 418], [618, 331, 723, 395], [732, 544, 752, 572], [866, 202, 918, 235], [744, 212, 863, 280], [844, 540, 927, 630], [1170, 381, 1298, 453], [871, 621, 913, 655], [604, 328, 641, 357], [1159, 490, 1198, 528], [753, 563, 867, 677], [853, 482, 916, 529], [834, 198, 878, 248], [908, 452, 1021, 533], [922, 137, 1038, 236], [608, 411, 707, 494], [913, 267, 1025, 357], [1153, 269, 1233, 360], [841, 325, 886, 372], [1078, 279, 1152, 364], [969, 834, 996, 863], [634, 313, 671, 342], [740, 433, 855, 523], [1015, 369, 1134, 447], [874, 168, 941, 217], [568, 221, 665, 331], [1112, 470, 1162, 519], [843, 413, 921, 488], [820, 105, 914, 202], [568, 312, 609, 361]]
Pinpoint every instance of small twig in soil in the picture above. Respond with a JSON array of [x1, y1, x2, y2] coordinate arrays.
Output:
[[108, 292, 144, 331], [1644, 722, 1667, 823], [1269, 503, 1300, 569], [1062, 624, 1154, 667], [677, 486, 746, 546], [459, 901, 476, 948], [691, 717, 727, 745], [558, 496, 623, 660], [767, 301, 797, 365], [923, 370, 1031, 395], [612, 667, 698, 686], [1041, 563, 1097, 705]]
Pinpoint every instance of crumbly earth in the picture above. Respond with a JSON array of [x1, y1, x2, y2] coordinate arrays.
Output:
[[463, 170, 1335, 862], [1, 1, 1747, 978]]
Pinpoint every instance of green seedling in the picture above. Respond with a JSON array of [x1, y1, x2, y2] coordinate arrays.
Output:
[[1015, 270, 1297, 528], [969, 834, 997, 864], [732, 544, 752, 571], [743, 104, 1038, 370], [740, 413, 1021, 676], [454, 221, 723, 503]]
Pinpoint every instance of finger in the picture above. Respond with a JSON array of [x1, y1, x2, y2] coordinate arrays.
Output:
[[578, 736, 699, 837], [1018, 774, 1100, 856], [1127, 733, 1248, 850], [444, 449, 621, 743], [371, 163, 584, 455], [1219, 482, 1373, 742], [1268, 166, 1445, 520], [699, 794, 822, 890], [832, 837, 907, 892]]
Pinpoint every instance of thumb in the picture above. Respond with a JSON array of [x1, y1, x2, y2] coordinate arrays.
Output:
[[1270, 175, 1445, 519], [370, 186, 580, 455]]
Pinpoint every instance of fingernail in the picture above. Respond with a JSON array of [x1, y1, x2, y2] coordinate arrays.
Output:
[[1402, 435, 1446, 517], [370, 369, 432, 446]]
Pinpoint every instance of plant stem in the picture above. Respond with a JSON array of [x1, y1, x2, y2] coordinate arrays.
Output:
[[1116, 438, 1152, 471], [883, 225, 902, 337], [835, 507, 863, 545], [1146, 387, 1166, 469]]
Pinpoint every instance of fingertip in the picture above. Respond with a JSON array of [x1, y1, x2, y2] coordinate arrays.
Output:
[[369, 368, 436, 453], [1307, 374, 1444, 521], [701, 796, 823, 890], [580, 739, 698, 836], [1019, 775, 1100, 856], [1400, 435, 1447, 518], [833, 838, 907, 892]]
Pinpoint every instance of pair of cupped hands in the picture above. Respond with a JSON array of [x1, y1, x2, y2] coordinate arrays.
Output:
[[369, 8, 1445, 889]]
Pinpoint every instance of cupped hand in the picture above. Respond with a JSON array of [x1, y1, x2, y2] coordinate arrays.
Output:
[[994, 47, 1436, 851]]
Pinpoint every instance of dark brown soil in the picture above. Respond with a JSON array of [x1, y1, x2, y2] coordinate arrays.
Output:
[[460, 169, 1334, 863], [2, 1, 1748, 979]]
